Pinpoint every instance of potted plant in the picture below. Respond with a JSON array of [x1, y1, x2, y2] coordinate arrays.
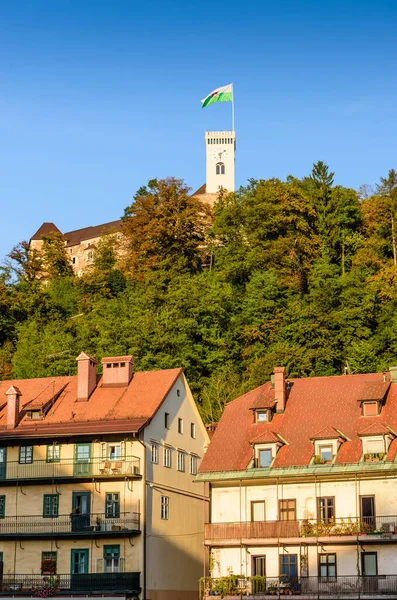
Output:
[[95, 516, 102, 531], [41, 559, 56, 575]]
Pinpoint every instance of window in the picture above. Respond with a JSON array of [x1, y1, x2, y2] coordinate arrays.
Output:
[[19, 445, 33, 464], [255, 411, 268, 423], [151, 443, 159, 464], [177, 451, 185, 472], [105, 493, 120, 518], [103, 545, 120, 573], [366, 439, 385, 454], [41, 551, 57, 574], [216, 162, 225, 175], [279, 499, 296, 521], [190, 455, 197, 475], [363, 401, 379, 416], [165, 412, 170, 429], [191, 423, 196, 438], [72, 257, 76, 264], [319, 554, 336, 580], [46, 445, 60, 463], [164, 447, 172, 468], [251, 501, 265, 522], [319, 445, 333, 462], [280, 554, 297, 579], [0, 496, 5, 519], [257, 448, 272, 467], [318, 497, 335, 523], [161, 496, 169, 520], [253, 556, 266, 577], [178, 418, 183, 434], [109, 444, 121, 460], [43, 494, 59, 518]]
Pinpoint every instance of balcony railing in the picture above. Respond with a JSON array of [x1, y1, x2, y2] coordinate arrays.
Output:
[[0, 456, 141, 481], [205, 515, 397, 541], [0, 512, 140, 536], [201, 575, 397, 598], [0, 572, 140, 594]]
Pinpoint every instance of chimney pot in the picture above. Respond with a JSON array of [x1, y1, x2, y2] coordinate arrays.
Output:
[[101, 356, 134, 387], [76, 353, 98, 401], [273, 366, 286, 413], [6, 385, 22, 429]]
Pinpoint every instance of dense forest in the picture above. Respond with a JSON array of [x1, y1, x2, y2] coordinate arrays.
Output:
[[1, 163, 397, 422]]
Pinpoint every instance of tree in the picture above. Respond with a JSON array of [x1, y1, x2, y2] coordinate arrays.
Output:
[[376, 169, 397, 266], [40, 232, 75, 279], [121, 178, 212, 280]]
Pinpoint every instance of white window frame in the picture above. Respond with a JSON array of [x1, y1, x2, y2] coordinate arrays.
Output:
[[151, 443, 159, 464], [190, 455, 197, 475], [161, 495, 169, 520], [191, 422, 196, 438], [178, 418, 184, 434], [177, 450, 185, 472], [164, 446, 172, 468], [255, 411, 268, 423]]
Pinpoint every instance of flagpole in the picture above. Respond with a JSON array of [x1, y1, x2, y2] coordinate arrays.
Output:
[[231, 84, 235, 131]]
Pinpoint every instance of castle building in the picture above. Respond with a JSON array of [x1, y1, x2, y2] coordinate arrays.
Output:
[[30, 129, 236, 276], [196, 367, 397, 599], [0, 353, 209, 599]]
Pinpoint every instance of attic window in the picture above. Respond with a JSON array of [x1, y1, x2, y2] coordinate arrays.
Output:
[[363, 401, 379, 417], [113, 363, 119, 368], [26, 410, 42, 420], [319, 445, 333, 462], [120, 362, 125, 368], [255, 410, 269, 423], [106, 364, 112, 369], [257, 449, 272, 467]]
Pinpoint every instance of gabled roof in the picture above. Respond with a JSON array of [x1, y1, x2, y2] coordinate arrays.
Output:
[[250, 429, 281, 444], [199, 372, 397, 472], [310, 426, 342, 440], [357, 422, 391, 436], [191, 183, 206, 196], [31, 223, 62, 241], [64, 220, 122, 247], [358, 381, 390, 402], [0, 367, 182, 437]]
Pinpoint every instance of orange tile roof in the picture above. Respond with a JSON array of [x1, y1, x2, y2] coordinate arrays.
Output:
[[199, 371, 397, 472], [357, 422, 391, 436], [310, 426, 342, 440], [0, 368, 181, 437]]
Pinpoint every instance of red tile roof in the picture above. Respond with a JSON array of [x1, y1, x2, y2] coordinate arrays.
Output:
[[199, 372, 397, 472], [0, 368, 182, 437], [358, 381, 390, 402], [357, 422, 391, 436], [249, 429, 280, 444], [310, 426, 342, 440]]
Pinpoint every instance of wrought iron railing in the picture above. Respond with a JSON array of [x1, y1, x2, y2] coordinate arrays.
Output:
[[200, 575, 397, 598], [0, 572, 140, 594], [0, 511, 140, 535], [0, 456, 141, 480], [205, 515, 397, 540]]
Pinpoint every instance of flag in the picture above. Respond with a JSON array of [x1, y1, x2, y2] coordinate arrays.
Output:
[[201, 84, 233, 108]]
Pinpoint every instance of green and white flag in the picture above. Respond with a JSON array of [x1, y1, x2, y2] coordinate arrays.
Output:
[[201, 84, 233, 108]]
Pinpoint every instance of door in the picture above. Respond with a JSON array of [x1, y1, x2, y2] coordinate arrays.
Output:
[[74, 444, 91, 476], [361, 552, 378, 593], [0, 449, 6, 479], [70, 549, 89, 591], [72, 492, 91, 532], [361, 496, 375, 531], [252, 556, 266, 594]]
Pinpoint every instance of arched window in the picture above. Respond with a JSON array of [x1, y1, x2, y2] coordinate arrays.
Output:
[[216, 162, 225, 175]]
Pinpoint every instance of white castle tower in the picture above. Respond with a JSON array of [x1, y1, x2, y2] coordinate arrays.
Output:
[[205, 130, 236, 193]]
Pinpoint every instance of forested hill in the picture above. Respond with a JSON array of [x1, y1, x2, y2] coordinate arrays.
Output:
[[1, 164, 397, 422]]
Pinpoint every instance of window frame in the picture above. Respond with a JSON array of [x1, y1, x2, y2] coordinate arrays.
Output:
[[151, 443, 159, 464], [41, 551, 57, 574], [46, 444, 60, 463], [178, 418, 183, 434], [318, 553, 337, 581], [190, 455, 197, 475], [251, 500, 266, 522], [279, 499, 296, 521], [105, 492, 120, 519], [319, 445, 333, 462], [19, 445, 33, 464], [161, 495, 169, 520], [255, 411, 268, 423], [191, 423, 196, 438], [43, 494, 59, 518], [257, 448, 273, 468], [279, 554, 298, 579], [317, 496, 335, 523], [164, 446, 172, 468], [362, 401, 379, 417], [103, 544, 121, 573], [164, 412, 170, 429], [177, 450, 185, 472]]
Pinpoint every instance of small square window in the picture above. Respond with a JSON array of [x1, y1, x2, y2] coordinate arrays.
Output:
[[257, 449, 272, 468], [41, 551, 57, 575], [319, 446, 333, 462], [191, 423, 196, 438], [363, 402, 379, 416], [256, 411, 268, 423], [178, 418, 183, 434], [106, 363, 112, 369]]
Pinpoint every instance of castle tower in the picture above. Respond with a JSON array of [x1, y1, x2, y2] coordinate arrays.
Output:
[[205, 131, 236, 194]]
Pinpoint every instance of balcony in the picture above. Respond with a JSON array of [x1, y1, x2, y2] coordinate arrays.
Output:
[[0, 512, 140, 539], [201, 575, 397, 598], [205, 516, 397, 544], [0, 572, 140, 595], [0, 456, 141, 484]]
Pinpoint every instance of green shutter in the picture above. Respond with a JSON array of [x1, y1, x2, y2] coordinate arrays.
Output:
[[103, 545, 120, 558]]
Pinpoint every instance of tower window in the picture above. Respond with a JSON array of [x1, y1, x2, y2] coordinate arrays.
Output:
[[216, 163, 225, 175]]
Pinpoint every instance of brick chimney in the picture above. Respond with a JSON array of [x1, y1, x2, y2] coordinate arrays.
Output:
[[101, 356, 134, 387], [6, 385, 21, 429], [76, 353, 98, 401], [274, 366, 286, 413]]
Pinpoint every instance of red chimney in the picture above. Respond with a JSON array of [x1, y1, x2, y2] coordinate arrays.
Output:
[[6, 385, 21, 429], [101, 356, 134, 387], [274, 366, 286, 413], [76, 353, 98, 401]]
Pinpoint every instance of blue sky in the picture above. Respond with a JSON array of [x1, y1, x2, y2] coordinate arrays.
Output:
[[1, 0, 397, 260]]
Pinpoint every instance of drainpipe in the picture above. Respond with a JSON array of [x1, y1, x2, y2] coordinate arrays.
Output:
[[137, 438, 147, 600]]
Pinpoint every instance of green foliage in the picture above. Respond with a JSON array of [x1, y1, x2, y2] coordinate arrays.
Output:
[[3, 171, 397, 422]]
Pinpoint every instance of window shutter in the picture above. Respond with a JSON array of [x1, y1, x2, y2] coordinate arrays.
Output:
[[120, 557, 125, 572], [101, 443, 107, 460], [96, 558, 103, 574], [120, 441, 125, 458]]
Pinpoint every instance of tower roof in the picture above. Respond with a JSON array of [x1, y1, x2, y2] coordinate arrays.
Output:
[[31, 222, 62, 241]]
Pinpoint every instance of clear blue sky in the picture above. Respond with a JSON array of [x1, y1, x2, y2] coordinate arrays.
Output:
[[1, 0, 397, 260]]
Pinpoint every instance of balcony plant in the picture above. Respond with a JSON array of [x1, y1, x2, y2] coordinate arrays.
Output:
[[41, 560, 56, 575], [248, 575, 266, 594], [33, 576, 60, 598], [364, 452, 385, 463], [212, 575, 244, 598]]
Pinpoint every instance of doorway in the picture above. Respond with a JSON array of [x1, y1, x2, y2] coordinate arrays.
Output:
[[361, 552, 378, 593], [360, 496, 375, 531], [252, 556, 266, 594], [71, 492, 91, 532]]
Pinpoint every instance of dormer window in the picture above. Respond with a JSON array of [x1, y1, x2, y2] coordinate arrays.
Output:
[[257, 448, 272, 467], [319, 445, 333, 462], [26, 410, 42, 420], [362, 401, 379, 417], [255, 410, 268, 423]]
